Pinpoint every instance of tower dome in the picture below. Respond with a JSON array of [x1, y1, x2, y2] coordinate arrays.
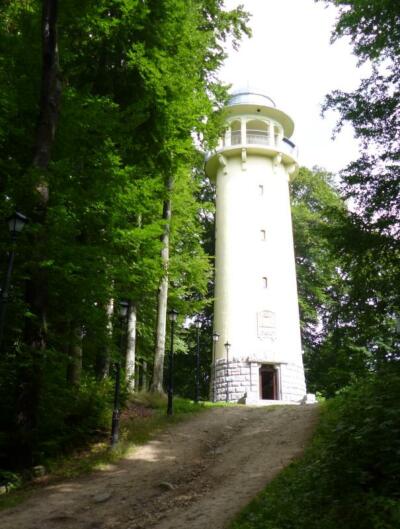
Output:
[[228, 87, 277, 108]]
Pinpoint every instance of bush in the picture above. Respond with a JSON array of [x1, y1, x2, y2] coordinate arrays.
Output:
[[231, 364, 400, 529], [35, 373, 114, 460]]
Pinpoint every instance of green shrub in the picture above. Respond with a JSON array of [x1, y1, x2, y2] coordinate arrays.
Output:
[[35, 371, 114, 461], [231, 365, 400, 529], [0, 470, 22, 492]]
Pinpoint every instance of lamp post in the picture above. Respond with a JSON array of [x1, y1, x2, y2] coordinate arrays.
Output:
[[0, 212, 28, 353], [224, 341, 231, 403], [111, 299, 129, 447], [212, 332, 220, 401], [194, 317, 202, 403], [167, 309, 178, 416]]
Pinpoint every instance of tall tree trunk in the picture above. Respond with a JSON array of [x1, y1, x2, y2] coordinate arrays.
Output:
[[135, 359, 141, 390], [16, 0, 61, 467], [66, 325, 84, 386], [151, 176, 172, 393], [96, 298, 114, 379], [141, 360, 148, 391], [125, 302, 137, 392]]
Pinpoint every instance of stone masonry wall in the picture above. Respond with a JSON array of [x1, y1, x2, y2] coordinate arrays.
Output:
[[279, 362, 307, 402], [211, 358, 306, 404], [212, 360, 254, 403]]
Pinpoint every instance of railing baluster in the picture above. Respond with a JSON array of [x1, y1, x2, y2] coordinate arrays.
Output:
[[223, 129, 297, 158]]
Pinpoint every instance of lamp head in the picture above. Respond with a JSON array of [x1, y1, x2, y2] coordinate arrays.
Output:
[[119, 300, 129, 319], [212, 332, 220, 343], [168, 309, 178, 322], [7, 212, 28, 236]]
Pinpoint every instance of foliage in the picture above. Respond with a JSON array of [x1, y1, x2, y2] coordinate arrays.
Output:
[[318, 0, 400, 237], [291, 167, 346, 350], [292, 166, 400, 397], [230, 367, 400, 529], [297, 0, 400, 395], [0, 0, 250, 468]]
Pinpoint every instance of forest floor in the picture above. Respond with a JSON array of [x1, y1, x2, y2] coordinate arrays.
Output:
[[0, 404, 319, 529]]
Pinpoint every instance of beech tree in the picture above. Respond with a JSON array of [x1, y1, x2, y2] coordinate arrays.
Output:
[[291, 166, 399, 396], [311, 0, 400, 393], [319, 0, 400, 236], [0, 0, 250, 466]]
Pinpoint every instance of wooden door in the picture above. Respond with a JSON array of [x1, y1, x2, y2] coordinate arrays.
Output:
[[259, 366, 277, 400]]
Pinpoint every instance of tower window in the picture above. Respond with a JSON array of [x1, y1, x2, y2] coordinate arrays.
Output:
[[258, 184, 264, 196], [260, 229, 266, 241], [262, 277, 268, 288]]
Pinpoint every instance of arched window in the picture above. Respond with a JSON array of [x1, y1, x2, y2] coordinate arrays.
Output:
[[247, 120, 269, 145], [230, 120, 241, 145], [262, 276, 268, 288]]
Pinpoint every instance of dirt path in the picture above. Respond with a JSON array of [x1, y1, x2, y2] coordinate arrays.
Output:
[[1, 404, 319, 529]]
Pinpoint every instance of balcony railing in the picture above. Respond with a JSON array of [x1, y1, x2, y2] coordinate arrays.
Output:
[[231, 130, 242, 145], [246, 129, 270, 145], [230, 129, 271, 146], [222, 129, 297, 159]]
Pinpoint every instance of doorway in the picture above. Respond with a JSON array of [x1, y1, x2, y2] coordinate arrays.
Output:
[[259, 365, 278, 400]]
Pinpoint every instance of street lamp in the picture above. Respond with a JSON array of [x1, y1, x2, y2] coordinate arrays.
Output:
[[167, 309, 178, 416], [224, 341, 231, 403], [0, 212, 28, 353], [212, 332, 220, 401], [8, 212, 29, 237], [194, 316, 202, 403], [111, 299, 129, 447]]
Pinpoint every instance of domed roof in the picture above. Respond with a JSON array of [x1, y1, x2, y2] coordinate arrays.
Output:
[[228, 87, 276, 108]]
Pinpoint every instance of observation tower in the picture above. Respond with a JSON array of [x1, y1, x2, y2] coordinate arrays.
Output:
[[206, 88, 307, 404]]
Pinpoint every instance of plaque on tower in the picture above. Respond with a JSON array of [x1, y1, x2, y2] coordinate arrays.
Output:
[[257, 310, 276, 341]]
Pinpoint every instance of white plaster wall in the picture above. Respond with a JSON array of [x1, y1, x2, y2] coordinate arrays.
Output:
[[213, 152, 305, 399]]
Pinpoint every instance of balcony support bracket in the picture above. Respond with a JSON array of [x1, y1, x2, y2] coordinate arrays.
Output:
[[273, 153, 282, 173], [218, 154, 228, 175], [241, 148, 247, 171]]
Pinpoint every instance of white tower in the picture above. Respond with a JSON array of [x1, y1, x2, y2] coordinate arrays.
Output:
[[206, 88, 307, 404]]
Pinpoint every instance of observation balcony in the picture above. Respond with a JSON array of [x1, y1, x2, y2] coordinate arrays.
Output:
[[228, 129, 298, 159], [230, 129, 298, 158], [205, 121, 298, 179]]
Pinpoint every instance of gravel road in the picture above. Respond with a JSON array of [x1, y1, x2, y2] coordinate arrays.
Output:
[[0, 404, 319, 529]]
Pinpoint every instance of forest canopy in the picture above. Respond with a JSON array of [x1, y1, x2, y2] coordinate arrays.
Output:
[[0, 0, 250, 467]]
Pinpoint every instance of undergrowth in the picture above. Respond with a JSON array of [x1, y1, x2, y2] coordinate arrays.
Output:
[[230, 365, 400, 529], [0, 392, 212, 510]]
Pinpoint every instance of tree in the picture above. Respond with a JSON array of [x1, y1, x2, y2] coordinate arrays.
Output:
[[0, 0, 250, 467], [311, 0, 400, 394], [319, 0, 400, 237], [291, 167, 399, 397], [14, 0, 62, 467]]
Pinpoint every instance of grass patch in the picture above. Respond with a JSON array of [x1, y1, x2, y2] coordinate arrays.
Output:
[[0, 392, 213, 511]]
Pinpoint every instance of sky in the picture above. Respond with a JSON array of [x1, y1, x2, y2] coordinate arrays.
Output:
[[219, 0, 370, 173]]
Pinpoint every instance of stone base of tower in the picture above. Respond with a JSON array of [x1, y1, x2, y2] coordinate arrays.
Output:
[[211, 358, 306, 405]]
